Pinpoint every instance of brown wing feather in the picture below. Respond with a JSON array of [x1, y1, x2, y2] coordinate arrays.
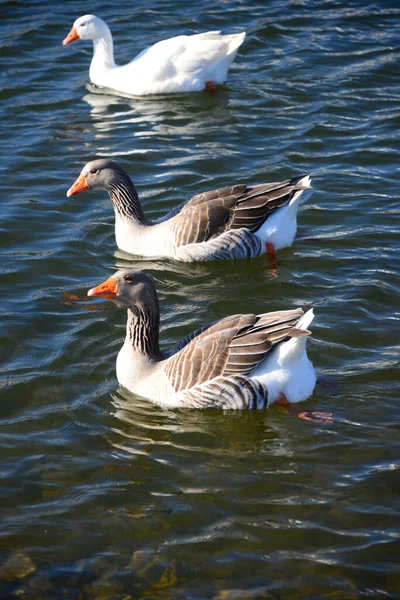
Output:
[[172, 197, 235, 246], [169, 177, 308, 247], [225, 181, 304, 233], [185, 184, 248, 207], [164, 308, 308, 392]]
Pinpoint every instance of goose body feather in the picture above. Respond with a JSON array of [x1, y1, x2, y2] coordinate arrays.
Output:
[[116, 305, 316, 409], [113, 174, 311, 260], [88, 270, 317, 410], [63, 15, 246, 96], [68, 160, 311, 263]]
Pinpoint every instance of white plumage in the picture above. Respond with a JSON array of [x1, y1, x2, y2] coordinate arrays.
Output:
[[63, 15, 246, 96], [255, 176, 311, 251], [251, 309, 316, 405]]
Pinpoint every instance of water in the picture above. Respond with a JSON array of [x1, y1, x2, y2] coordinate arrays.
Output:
[[1, 0, 399, 597]]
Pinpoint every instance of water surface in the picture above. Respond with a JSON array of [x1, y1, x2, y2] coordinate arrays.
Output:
[[0, 0, 399, 598]]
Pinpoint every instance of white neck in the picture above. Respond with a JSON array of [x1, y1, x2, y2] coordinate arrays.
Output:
[[114, 213, 176, 258], [114, 212, 147, 253], [90, 26, 116, 76]]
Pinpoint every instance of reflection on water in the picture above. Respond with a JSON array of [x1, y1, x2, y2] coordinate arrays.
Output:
[[1, 0, 399, 597], [109, 388, 296, 461], [83, 86, 232, 147]]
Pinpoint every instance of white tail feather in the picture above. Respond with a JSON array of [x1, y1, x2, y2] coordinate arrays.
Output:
[[289, 175, 312, 208], [297, 307, 314, 331], [226, 32, 246, 54], [277, 309, 314, 365], [255, 175, 312, 250], [251, 309, 316, 405]]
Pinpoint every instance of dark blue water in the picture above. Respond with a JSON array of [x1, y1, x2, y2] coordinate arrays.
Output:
[[1, 0, 399, 597]]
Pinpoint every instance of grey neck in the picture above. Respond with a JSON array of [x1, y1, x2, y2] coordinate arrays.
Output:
[[126, 303, 161, 359], [108, 173, 147, 223]]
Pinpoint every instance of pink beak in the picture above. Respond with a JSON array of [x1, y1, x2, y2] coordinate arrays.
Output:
[[88, 276, 118, 299], [63, 26, 79, 46], [66, 173, 89, 197]]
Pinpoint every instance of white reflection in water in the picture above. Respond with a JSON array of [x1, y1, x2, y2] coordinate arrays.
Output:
[[109, 387, 297, 461], [82, 86, 233, 150]]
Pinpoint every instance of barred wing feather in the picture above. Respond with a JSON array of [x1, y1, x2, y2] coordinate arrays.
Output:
[[168, 177, 308, 247], [164, 309, 308, 393]]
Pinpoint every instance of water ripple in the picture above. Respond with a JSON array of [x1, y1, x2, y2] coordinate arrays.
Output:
[[0, 0, 399, 597]]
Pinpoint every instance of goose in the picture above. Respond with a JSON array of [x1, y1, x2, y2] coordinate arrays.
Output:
[[87, 269, 317, 413], [62, 14, 246, 96], [67, 159, 311, 263]]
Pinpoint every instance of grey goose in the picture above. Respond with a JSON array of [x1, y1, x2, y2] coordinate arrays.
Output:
[[87, 269, 317, 412], [67, 159, 311, 263]]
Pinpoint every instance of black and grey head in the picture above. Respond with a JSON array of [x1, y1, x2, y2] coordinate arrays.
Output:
[[67, 158, 143, 220], [88, 269, 158, 310], [114, 269, 158, 311], [81, 159, 132, 191]]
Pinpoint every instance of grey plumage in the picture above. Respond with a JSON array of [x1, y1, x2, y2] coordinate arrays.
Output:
[[167, 178, 306, 246], [165, 309, 308, 394], [88, 270, 315, 409], [70, 159, 310, 261]]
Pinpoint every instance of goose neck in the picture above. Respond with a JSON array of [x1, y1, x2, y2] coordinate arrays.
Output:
[[91, 26, 116, 69], [108, 176, 146, 223], [126, 304, 161, 359]]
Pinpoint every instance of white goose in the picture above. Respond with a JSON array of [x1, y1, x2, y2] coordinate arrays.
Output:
[[63, 14, 246, 96], [67, 159, 311, 263], [88, 269, 317, 413]]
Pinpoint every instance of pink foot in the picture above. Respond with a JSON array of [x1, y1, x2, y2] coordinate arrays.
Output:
[[274, 393, 333, 423], [297, 411, 333, 423], [265, 242, 278, 278]]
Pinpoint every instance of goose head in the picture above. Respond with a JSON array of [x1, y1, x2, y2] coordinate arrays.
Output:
[[63, 15, 108, 45], [66, 159, 127, 196], [88, 269, 157, 310]]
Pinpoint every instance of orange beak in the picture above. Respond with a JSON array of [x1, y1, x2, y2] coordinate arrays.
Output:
[[63, 26, 80, 46], [88, 276, 118, 299], [66, 173, 89, 197]]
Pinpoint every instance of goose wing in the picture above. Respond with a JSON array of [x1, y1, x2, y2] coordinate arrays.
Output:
[[164, 308, 309, 392], [129, 32, 241, 82], [168, 177, 307, 246]]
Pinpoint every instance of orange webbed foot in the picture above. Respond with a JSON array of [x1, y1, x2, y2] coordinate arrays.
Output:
[[274, 394, 333, 423], [296, 411, 334, 423], [265, 242, 278, 278]]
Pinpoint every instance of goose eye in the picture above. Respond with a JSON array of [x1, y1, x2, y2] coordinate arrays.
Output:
[[90, 168, 98, 174], [123, 275, 133, 283]]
